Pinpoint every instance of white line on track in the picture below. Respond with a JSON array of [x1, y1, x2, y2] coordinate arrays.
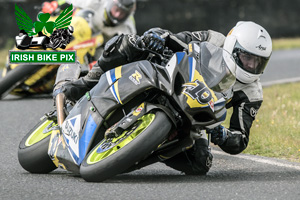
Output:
[[212, 149, 300, 171], [261, 77, 300, 87]]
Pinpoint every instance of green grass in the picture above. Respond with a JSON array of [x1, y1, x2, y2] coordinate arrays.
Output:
[[272, 37, 300, 50], [224, 82, 300, 162]]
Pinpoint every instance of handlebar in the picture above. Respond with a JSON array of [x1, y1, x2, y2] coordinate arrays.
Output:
[[136, 37, 173, 64]]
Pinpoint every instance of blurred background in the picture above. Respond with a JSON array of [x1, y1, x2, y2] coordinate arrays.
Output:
[[1, 0, 300, 49]]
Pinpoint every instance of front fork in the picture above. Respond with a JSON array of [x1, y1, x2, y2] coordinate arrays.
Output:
[[48, 93, 68, 169]]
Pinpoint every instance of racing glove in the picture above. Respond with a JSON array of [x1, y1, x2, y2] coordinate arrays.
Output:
[[142, 30, 165, 53], [59, 78, 91, 102], [207, 125, 228, 145]]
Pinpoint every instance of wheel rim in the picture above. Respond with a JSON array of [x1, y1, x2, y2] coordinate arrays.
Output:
[[25, 120, 56, 147], [86, 113, 155, 164]]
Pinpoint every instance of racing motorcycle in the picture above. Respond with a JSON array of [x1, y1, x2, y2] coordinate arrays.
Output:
[[0, 10, 104, 99], [18, 41, 236, 182]]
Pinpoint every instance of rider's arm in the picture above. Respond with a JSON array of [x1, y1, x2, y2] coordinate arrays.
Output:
[[97, 34, 148, 72], [60, 33, 148, 102], [219, 82, 263, 154], [146, 28, 226, 51], [60, 33, 147, 101], [167, 30, 226, 50]]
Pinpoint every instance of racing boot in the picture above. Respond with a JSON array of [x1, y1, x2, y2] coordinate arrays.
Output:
[[163, 138, 213, 175]]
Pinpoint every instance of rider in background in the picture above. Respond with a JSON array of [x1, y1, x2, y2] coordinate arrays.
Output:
[[57, 21, 272, 175], [44, 0, 137, 88], [42, 0, 137, 45]]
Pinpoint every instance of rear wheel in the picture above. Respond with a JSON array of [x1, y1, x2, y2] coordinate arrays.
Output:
[[0, 65, 41, 99], [18, 118, 57, 173], [80, 111, 172, 182]]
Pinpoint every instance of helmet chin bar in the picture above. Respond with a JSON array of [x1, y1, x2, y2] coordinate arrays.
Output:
[[223, 35, 237, 55], [236, 65, 261, 84]]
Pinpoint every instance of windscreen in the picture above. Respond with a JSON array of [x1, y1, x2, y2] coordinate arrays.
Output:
[[199, 42, 236, 93]]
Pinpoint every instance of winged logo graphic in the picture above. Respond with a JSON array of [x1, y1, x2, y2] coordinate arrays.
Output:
[[15, 4, 73, 36]]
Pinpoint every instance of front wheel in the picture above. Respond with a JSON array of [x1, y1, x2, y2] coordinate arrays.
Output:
[[18, 117, 57, 173], [80, 111, 172, 182]]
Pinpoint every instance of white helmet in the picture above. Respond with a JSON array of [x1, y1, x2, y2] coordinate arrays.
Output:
[[223, 21, 272, 84]]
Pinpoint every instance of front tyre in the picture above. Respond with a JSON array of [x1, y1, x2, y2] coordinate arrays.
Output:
[[0, 64, 41, 99], [80, 111, 172, 182], [18, 118, 57, 173]]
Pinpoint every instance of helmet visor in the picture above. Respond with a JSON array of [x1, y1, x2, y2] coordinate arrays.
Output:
[[237, 50, 269, 74], [107, 0, 133, 23]]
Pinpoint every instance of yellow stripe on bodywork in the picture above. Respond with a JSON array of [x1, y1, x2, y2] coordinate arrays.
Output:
[[115, 66, 122, 79]]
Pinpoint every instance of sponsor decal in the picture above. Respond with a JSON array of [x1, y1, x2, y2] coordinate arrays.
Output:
[[250, 107, 258, 117], [256, 45, 266, 51], [208, 99, 214, 112], [62, 114, 81, 157], [128, 34, 137, 46], [133, 103, 144, 116], [129, 70, 142, 85]]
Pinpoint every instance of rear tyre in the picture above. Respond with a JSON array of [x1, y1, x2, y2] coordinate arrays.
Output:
[[0, 65, 41, 99], [18, 118, 57, 173], [80, 111, 172, 182]]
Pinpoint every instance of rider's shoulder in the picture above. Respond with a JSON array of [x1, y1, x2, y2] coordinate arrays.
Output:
[[233, 79, 263, 102]]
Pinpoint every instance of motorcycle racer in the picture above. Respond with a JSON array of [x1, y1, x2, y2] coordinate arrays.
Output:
[[147, 21, 272, 175], [56, 21, 272, 175]]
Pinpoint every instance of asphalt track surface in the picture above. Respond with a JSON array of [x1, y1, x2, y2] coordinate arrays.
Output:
[[1, 49, 300, 200]]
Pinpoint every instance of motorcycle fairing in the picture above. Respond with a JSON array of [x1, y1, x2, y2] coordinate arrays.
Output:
[[90, 60, 158, 117], [156, 42, 227, 128], [48, 95, 104, 172], [51, 60, 160, 170], [104, 101, 175, 140], [61, 113, 97, 165], [53, 42, 229, 170]]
